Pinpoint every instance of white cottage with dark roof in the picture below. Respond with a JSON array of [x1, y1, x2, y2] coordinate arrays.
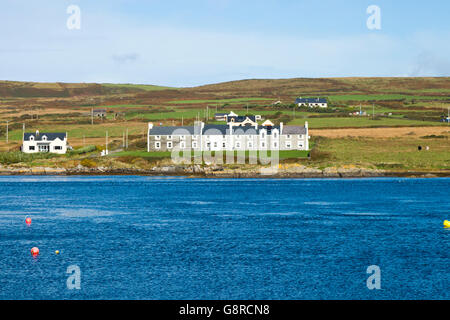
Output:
[[295, 97, 327, 108], [147, 116, 309, 152], [22, 130, 68, 154]]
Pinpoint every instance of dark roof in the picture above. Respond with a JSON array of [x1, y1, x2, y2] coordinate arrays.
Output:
[[148, 124, 306, 136], [214, 113, 227, 116], [149, 126, 202, 135], [228, 115, 256, 122], [24, 132, 66, 141], [203, 125, 229, 135], [295, 97, 327, 104], [283, 126, 307, 134], [93, 109, 107, 113]]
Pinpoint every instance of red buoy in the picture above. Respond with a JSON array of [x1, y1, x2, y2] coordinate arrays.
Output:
[[31, 247, 39, 256], [25, 217, 32, 225]]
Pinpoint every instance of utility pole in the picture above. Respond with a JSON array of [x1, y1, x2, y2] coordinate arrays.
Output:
[[247, 103, 249, 115], [122, 131, 125, 148], [182, 116, 184, 126], [91, 108, 94, 125], [106, 131, 108, 153], [6, 120, 9, 144], [372, 103, 375, 120]]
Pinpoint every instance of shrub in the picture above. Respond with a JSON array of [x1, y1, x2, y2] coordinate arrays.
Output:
[[80, 158, 98, 168], [67, 145, 97, 156], [0, 151, 57, 165]]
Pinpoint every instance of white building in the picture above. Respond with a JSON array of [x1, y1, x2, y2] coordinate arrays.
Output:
[[148, 116, 309, 152], [22, 130, 68, 154], [295, 97, 328, 108], [214, 111, 261, 122]]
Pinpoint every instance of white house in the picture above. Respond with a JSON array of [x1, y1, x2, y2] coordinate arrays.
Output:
[[22, 130, 68, 154], [214, 111, 261, 122], [295, 97, 328, 108]]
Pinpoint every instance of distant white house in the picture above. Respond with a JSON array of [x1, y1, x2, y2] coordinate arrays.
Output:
[[214, 111, 261, 122], [22, 130, 68, 154], [295, 97, 328, 108]]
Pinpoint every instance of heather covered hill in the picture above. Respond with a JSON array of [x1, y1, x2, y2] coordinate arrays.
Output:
[[0, 81, 173, 98], [188, 77, 450, 97]]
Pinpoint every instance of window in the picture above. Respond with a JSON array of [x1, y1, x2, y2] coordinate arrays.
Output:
[[155, 142, 161, 149], [261, 132, 265, 139], [285, 142, 291, 149], [167, 135, 172, 140], [273, 132, 278, 138], [287, 135, 291, 139], [30, 136, 34, 141], [192, 135, 198, 140], [261, 142, 266, 148], [298, 142, 304, 148], [42, 136, 47, 141], [29, 146, 35, 151], [214, 142, 218, 148], [298, 135, 303, 139], [235, 142, 241, 148], [180, 142, 186, 149], [180, 135, 186, 140], [273, 142, 278, 148], [155, 135, 161, 140], [248, 141, 253, 148], [192, 142, 198, 148], [54, 146, 62, 150], [223, 142, 226, 148], [167, 142, 173, 149]]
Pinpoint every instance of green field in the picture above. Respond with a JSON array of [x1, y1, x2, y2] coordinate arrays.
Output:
[[313, 137, 450, 170], [329, 94, 450, 102], [8, 124, 145, 141]]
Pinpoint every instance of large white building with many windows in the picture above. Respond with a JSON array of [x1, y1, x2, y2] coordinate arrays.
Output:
[[147, 116, 309, 152]]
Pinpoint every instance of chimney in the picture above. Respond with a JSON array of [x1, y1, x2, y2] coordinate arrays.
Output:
[[194, 121, 204, 135], [36, 130, 39, 137], [305, 121, 308, 130], [280, 122, 284, 135], [148, 122, 154, 131]]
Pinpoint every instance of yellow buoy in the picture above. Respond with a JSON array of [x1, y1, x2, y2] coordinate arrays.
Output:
[[55, 250, 60, 255], [444, 220, 450, 228]]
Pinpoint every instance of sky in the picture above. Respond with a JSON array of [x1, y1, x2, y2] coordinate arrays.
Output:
[[0, 0, 449, 86]]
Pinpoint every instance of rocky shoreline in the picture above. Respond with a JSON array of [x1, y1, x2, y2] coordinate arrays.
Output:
[[0, 164, 448, 178]]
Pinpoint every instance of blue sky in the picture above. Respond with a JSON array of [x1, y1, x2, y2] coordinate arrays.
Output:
[[0, 0, 449, 86]]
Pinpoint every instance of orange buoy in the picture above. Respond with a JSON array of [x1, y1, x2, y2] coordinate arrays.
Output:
[[31, 247, 39, 256], [25, 217, 32, 225]]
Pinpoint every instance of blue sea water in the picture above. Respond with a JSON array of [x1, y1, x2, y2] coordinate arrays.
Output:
[[0, 176, 448, 300]]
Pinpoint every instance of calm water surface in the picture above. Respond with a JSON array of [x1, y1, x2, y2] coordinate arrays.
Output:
[[0, 176, 448, 299]]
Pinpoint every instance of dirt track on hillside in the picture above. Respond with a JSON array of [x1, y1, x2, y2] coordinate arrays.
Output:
[[310, 126, 450, 138]]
